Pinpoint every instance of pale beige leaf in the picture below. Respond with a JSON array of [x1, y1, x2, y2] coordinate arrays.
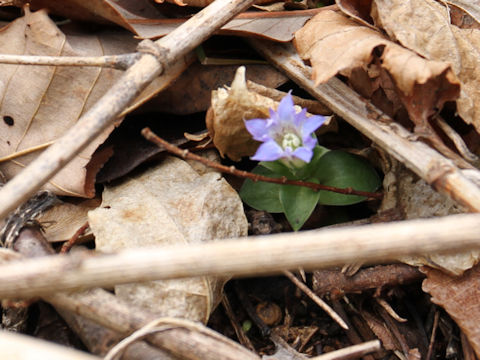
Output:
[[88, 157, 248, 323], [422, 264, 480, 358], [0, 9, 190, 197], [371, 0, 480, 133]]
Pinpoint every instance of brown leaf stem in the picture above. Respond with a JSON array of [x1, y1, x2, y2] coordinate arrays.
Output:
[[141, 128, 383, 200]]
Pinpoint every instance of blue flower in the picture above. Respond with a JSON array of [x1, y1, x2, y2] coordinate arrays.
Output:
[[245, 93, 325, 166]]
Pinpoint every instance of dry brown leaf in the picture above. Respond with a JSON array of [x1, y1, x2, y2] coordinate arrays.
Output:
[[0, 8, 191, 197], [88, 156, 247, 323], [131, 9, 325, 43], [422, 264, 480, 358], [294, 10, 462, 162], [336, 0, 375, 27], [371, 0, 480, 134]]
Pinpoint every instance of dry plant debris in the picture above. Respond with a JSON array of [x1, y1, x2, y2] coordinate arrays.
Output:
[[0, 0, 479, 359]]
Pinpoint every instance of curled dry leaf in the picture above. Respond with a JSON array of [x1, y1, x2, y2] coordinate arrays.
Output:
[[88, 156, 248, 323], [422, 264, 480, 358], [0, 8, 191, 197], [371, 0, 480, 134], [207, 66, 279, 161], [294, 10, 463, 163]]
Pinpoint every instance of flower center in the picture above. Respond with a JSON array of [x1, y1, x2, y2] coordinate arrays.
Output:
[[281, 132, 301, 150]]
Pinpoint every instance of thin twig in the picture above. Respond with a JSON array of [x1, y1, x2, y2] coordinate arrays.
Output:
[[60, 221, 89, 254], [221, 296, 256, 352], [310, 340, 381, 360], [0, 53, 139, 70], [283, 270, 348, 330], [141, 128, 383, 199], [0, 141, 54, 163], [376, 298, 407, 322], [426, 310, 439, 360]]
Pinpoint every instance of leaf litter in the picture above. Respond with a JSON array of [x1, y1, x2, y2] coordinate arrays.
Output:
[[0, 0, 479, 359]]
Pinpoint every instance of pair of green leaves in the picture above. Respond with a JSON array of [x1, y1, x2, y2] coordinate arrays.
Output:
[[239, 148, 381, 231]]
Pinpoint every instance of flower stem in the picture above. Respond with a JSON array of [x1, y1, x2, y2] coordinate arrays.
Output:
[[142, 128, 383, 200]]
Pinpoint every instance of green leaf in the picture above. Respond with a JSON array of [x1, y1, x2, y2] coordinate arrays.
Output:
[[312, 150, 381, 206], [259, 160, 294, 178], [239, 165, 283, 213], [295, 145, 330, 179], [279, 181, 320, 231]]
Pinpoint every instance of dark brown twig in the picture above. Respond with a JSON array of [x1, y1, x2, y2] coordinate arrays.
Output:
[[60, 221, 89, 254], [313, 264, 424, 298], [141, 128, 383, 199]]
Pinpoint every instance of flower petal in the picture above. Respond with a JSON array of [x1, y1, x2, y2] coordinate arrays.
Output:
[[301, 115, 325, 137], [302, 135, 317, 150], [292, 146, 313, 163], [293, 108, 308, 127], [245, 119, 271, 141], [276, 93, 295, 123], [251, 141, 284, 161]]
